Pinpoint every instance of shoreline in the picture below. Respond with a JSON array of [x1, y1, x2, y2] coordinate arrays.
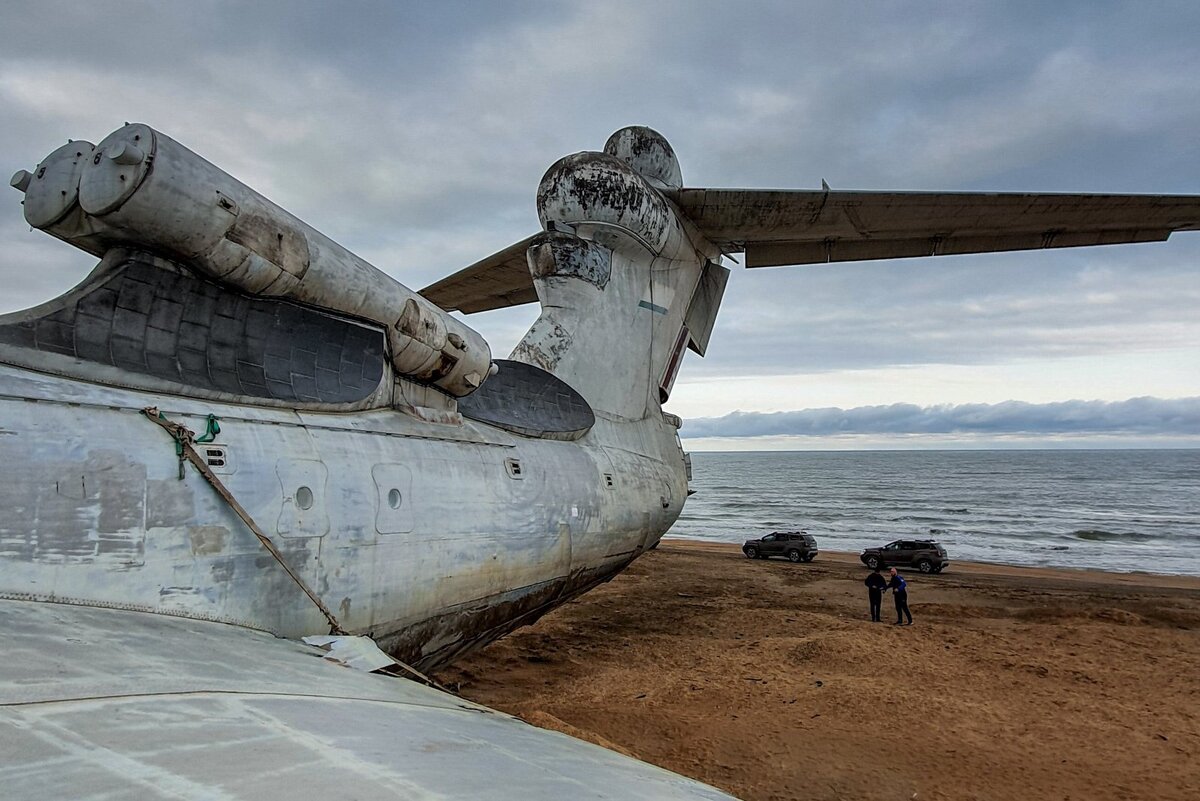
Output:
[[441, 537, 1200, 801], [662, 537, 1200, 590]]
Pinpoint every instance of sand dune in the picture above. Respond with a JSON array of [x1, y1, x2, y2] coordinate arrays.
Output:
[[437, 540, 1200, 801]]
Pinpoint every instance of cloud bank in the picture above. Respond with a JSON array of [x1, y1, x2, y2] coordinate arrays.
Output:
[[681, 397, 1200, 439], [1, 1, 1197, 420]]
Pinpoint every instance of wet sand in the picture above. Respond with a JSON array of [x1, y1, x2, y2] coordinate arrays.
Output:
[[436, 539, 1200, 801]]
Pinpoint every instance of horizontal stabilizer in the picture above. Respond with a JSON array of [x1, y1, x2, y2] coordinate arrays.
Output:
[[669, 189, 1200, 267], [421, 234, 540, 313], [420, 191, 1200, 312]]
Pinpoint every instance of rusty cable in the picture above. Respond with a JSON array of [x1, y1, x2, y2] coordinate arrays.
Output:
[[141, 407, 347, 635], [139, 407, 451, 690]]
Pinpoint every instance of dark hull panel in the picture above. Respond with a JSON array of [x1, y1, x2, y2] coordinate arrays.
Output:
[[0, 250, 386, 405]]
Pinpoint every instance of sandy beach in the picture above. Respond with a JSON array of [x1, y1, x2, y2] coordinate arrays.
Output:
[[436, 539, 1200, 801]]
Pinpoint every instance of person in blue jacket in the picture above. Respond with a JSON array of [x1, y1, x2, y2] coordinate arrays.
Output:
[[864, 567, 887, 621], [888, 567, 913, 625]]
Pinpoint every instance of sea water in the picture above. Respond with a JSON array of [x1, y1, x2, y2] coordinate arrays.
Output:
[[672, 449, 1200, 576]]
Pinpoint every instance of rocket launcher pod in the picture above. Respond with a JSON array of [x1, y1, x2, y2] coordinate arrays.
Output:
[[13, 123, 492, 396]]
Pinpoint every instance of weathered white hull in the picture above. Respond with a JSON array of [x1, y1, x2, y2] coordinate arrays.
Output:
[[0, 362, 686, 670]]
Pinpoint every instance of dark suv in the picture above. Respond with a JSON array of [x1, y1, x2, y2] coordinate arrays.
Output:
[[743, 531, 818, 563], [860, 539, 949, 573]]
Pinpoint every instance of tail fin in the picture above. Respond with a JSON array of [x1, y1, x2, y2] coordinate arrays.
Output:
[[510, 128, 727, 419], [419, 127, 728, 419], [511, 229, 726, 419]]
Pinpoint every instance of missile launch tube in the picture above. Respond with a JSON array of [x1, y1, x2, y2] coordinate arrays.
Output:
[[16, 123, 492, 396]]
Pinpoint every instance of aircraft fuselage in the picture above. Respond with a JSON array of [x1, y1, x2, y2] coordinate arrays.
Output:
[[0, 361, 686, 670]]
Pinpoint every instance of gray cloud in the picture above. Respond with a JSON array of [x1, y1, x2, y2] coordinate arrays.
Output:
[[1, 0, 1198, 392], [682, 397, 1200, 439], [687, 241, 1200, 377]]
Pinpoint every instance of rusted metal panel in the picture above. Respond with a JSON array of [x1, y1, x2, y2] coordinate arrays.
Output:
[[536, 151, 690, 260], [526, 230, 613, 286]]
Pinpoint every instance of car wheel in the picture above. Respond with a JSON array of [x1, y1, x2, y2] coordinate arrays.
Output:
[[866, 555, 880, 569], [933, 565, 944, 573], [803, 554, 815, 563], [788, 549, 802, 563], [917, 558, 934, 573], [744, 546, 758, 559]]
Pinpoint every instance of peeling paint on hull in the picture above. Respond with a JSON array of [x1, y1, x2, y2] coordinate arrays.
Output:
[[0, 363, 684, 665]]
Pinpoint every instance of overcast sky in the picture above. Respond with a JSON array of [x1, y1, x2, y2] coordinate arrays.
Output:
[[2, 1, 1197, 448]]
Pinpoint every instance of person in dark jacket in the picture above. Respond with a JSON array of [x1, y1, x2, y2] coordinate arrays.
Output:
[[864, 567, 887, 621], [888, 567, 913, 625]]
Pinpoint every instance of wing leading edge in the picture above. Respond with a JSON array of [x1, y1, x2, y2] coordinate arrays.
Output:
[[419, 190, 1200, 313]]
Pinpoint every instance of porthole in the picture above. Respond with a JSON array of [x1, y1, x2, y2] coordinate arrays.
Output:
[[296, 485, 314, 510], [387, 488, 402, 509], [504, 458, 524, 479]]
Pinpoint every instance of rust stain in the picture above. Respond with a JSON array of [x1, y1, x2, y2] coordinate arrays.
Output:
[[187, 525, 228, 556]]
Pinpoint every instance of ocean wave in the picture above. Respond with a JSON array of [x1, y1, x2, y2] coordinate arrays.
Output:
[[683, 450, 1200, 574], [1071, 529, 1153, 543]]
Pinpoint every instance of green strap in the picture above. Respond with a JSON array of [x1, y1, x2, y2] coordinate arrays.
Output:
[[195, 414, 221, 444], [151, 411, 219, 478]]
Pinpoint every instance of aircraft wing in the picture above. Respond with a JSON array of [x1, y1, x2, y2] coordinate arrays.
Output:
[[0, 599, 734, 801], [421, 234, 541, 313], [668, 188, 1200, 267], [419, 190, 1200, 312]]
